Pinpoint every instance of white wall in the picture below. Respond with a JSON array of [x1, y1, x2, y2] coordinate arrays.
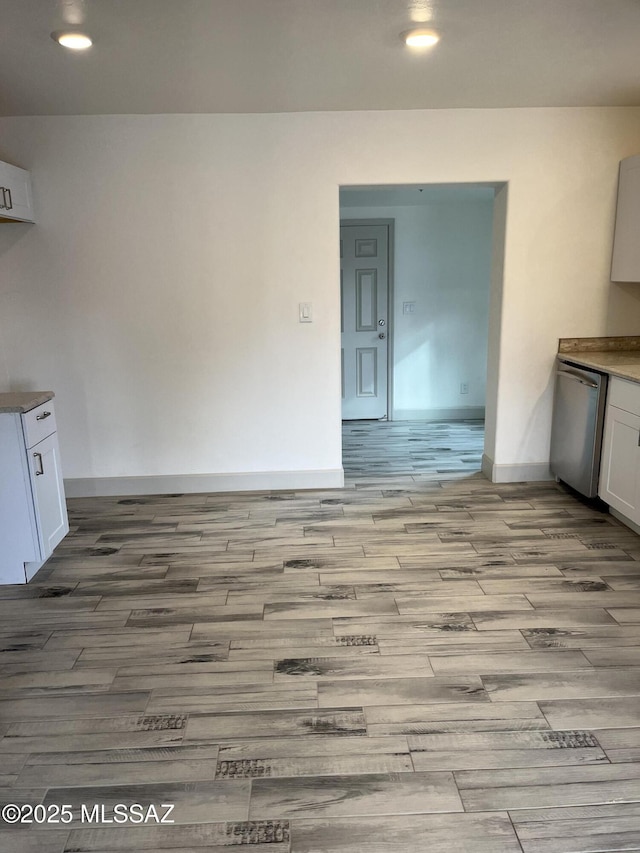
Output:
[[0, 109, 639, 492], [340, 191, 493, 420]]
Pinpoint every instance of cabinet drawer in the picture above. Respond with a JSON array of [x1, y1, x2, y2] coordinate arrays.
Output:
[[608, 376, 640, 417], [22, 401, 57, 449]]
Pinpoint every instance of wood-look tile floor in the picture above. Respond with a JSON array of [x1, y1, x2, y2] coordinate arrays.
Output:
[[2, 420, 640, 851]]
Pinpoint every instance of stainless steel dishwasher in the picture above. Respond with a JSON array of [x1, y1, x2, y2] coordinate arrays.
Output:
[[550, 358, 608, 498]]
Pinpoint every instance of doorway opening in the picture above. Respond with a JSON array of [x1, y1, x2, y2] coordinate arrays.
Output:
[[339, 183, 503, 480]]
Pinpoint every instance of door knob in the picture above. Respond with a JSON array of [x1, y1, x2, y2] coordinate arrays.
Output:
[[378, 319, 386, 326], [378, 332, 386, 340]]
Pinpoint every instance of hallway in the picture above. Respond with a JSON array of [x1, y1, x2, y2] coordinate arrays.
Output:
[[342, 419, 484, 479]]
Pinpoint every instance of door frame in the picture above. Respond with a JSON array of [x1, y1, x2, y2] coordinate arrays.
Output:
[[340, 218, 395, 421]]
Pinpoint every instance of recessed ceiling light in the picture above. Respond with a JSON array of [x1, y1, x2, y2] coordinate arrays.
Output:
[[402, 28, 440, 48], [51, 30, 93, 50]]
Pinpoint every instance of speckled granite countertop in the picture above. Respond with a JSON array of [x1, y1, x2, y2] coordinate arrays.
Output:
[[0, 391, 54, 414], [558, 337, 640, 384]]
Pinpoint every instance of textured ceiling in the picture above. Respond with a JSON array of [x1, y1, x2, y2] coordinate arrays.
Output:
[[1, 0, 640, 116]]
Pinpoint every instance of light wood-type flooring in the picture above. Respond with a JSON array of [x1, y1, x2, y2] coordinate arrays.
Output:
[[2, 420, 640, 851]]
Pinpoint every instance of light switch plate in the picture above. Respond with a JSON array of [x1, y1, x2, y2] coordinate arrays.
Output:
[[299, 302, 313, 323], [403, 301, 416, 315]]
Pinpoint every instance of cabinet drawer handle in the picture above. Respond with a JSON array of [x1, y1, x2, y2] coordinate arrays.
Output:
[[0, 187, 5, 210], [36, 411, 52, 420], [556, 369, 599, 389], [4, 188, 12, 210], [33, 452, 44, 476]]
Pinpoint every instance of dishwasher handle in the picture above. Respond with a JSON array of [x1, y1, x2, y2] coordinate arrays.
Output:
[[556, 368, 599, 390]]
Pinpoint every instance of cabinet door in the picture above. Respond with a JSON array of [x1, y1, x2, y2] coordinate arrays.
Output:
[[0, 161, 35, 223], [611, 155, 640, 283], [599, 403, 640, 520], [0, 414, 40, 584], [28, 432, 69, 559]]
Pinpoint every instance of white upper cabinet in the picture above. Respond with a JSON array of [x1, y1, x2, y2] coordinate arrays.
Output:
[[0, 160, 35, 223], [611, 154, 640, 283]]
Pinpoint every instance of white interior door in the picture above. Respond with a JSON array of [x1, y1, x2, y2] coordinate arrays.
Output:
[[341, 223, 389, 419]]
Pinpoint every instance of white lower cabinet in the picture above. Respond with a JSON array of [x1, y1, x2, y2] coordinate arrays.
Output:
[[600, 377, 640, 525], [0, 399, 69, 584]]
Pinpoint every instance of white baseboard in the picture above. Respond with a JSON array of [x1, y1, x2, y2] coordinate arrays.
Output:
[[392, 407, 485, 421], [610, 507, 640, 535], [482, 454, 553, 483], [481, 453, 494, 481], [64, 468, 345, 498]]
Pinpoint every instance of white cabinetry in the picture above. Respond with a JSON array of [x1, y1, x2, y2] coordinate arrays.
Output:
[[0, 398, 69, 584], [611, 154, 640, 283], [0, 160, 35, 223], [600, 376, 640, 523]]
